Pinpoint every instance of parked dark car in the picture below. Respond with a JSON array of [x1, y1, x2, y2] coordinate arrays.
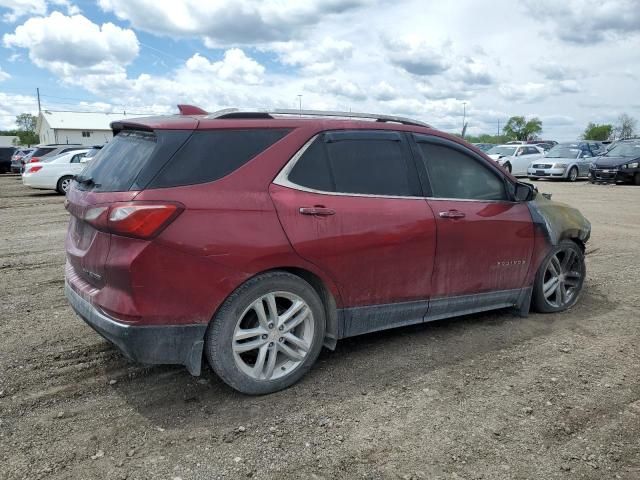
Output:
[[589, 140, 640, 185], [64, 107, 591, 394], [0, 147, 16, 173]]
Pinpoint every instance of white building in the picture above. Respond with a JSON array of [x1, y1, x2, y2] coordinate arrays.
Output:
[[36, 110, 149, 146], [0, 135, 19, 147]]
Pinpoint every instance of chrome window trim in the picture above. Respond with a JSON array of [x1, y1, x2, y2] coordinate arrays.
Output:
[[273, 133, 519, 204]]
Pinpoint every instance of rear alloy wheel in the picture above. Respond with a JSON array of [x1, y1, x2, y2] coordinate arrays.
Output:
[[205, 272, 325, 395], [567, 166, 579, 182], [57, 175, 74, 194], [532, 240, 585, 313]]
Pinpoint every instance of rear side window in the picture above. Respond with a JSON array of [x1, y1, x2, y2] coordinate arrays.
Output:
[[149, 129, 290, 188], [80, 131, 157, 191], [287, 131, 419, 197], [288, 138, 333, 192], [417, 141, 507, 201]]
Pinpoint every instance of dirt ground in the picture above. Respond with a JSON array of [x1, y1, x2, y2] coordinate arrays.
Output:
[[0, 174, 638, 480]]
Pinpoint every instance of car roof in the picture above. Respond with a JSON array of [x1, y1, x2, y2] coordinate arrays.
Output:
[[110, 106, 434, 134]]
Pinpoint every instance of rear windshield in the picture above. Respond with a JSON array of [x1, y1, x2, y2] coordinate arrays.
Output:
[[32, 148, 54, 157], [79, 131, 157, 192]]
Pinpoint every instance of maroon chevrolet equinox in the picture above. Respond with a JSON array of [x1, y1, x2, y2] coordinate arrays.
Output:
[[64, 107, 591, 394]]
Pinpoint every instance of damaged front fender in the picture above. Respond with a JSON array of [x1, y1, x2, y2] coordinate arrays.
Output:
[[527, 192, 591, 246]]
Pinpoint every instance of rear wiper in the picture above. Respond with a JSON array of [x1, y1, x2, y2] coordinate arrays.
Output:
[[73, 175, 100, 187]]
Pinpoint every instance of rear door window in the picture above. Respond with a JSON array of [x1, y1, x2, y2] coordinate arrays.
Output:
[[149, 129, 291, 188], [325, 132, 419, 196], [285, 131, 420, 197]]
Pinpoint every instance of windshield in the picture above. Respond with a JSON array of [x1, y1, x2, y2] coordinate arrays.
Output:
[[604, 143, 640, 158], [32, 147, 54, 157], [487, 146, 517, 156], [41, 153, 65, 163], [546, 146, 581, 159]]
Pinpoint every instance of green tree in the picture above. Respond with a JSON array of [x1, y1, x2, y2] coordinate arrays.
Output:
[[582, 122, 613, 141], [14, 113, 39, 146], [502, 116, 543, 141]]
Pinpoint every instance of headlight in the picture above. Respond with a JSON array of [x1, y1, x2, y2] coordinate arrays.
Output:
[[622, 162, 639, 169], [554, 163, 568, 168]]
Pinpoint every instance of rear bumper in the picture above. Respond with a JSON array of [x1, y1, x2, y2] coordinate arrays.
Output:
[[65, 281, 207, 375]]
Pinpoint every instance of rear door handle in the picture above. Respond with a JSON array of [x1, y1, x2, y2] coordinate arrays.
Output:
[[299, 207, 336, 216], [439, 210, 465, 219]]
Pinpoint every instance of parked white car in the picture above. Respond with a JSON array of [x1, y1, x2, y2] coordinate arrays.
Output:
[[22, 149, 90, 194], [486, 144, 545, 176]]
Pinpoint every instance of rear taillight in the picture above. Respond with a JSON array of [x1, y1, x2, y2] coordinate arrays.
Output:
[[28, 166, 43, 173], [29, 157, 40, 163], [82, 202, 183, 239]]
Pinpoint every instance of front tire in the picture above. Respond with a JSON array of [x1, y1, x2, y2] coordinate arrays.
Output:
[[532, 240, 585, 313], [205, 272, 326, 395], [567, 166, 578, 182], [634, 173, 640, 186], [56, 175, 74, 194]]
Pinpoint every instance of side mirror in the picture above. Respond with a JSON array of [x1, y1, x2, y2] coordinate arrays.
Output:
[[514, 182, 534, 202]]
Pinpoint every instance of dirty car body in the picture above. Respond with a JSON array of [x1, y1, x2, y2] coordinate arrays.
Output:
[[63, 107, 591, 394]]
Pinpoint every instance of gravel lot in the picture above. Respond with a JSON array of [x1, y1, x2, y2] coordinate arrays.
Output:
[[1, 174, 639, 480]]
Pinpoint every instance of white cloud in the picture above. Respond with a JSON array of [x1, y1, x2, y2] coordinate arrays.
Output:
[[98, 0, 375, 45], [268, 37, 353, 75], [0, 0, 79, 22], [0, 92, 38, 129], [185, 49, 265, 85], [523, 0, 640, 44], [0, 66, 9, 81], [3, 12, 139, 78], [307, 77, 366, 101], [384, 36, 450, 76], [0, 0, 46, 22]]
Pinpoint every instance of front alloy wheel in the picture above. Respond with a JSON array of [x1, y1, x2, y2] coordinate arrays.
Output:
[[533, 241, 585, 313], [205, 272, 325, 395], [567, 166, 578, 182]]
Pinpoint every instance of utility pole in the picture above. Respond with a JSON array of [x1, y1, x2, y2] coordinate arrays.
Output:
[[36, 87, 41, 114], [497, 119, 500, 137], [297, 94, 302, 113], [461, 101, 467, 138]]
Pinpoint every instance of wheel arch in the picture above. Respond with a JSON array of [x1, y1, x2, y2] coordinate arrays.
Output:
[[267, 266, 340, 350]]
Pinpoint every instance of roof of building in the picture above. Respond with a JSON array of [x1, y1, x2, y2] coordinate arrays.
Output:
[[37, 110, 150, 132]]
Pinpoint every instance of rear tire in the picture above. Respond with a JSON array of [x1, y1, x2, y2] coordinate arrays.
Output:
[[56, 175, 73, 194], [634, 173, 640, 186], [567, 166, 578, 182], [205, 271, 326, 395], [532, 240, 585, 313], [504, 162, 512, 174]]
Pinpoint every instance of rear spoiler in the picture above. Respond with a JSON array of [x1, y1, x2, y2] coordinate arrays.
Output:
[[177, 104, 208, 115]]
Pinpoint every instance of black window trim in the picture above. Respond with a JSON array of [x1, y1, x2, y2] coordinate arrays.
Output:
[[274, 130, 425, 200], [410, 134, 519, 204]]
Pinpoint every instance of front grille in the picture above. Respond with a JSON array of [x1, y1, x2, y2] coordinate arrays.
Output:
[[532, 164, 552, 169]]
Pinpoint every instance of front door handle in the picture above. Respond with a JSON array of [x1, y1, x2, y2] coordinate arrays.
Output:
[[299, 206, 336, 216], [439, 209, 465, 219]]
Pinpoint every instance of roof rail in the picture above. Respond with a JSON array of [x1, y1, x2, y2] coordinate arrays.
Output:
[[207, 108, 430, 128]]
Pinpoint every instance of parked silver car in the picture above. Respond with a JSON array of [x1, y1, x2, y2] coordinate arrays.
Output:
[[527, 142, 596, 181]]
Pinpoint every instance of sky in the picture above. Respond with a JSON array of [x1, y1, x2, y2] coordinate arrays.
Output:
[[0, 0, 639, 139]]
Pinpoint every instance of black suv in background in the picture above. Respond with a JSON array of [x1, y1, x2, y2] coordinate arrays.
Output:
[[0, 147, 16, 173], [590, 140, 640, 185]]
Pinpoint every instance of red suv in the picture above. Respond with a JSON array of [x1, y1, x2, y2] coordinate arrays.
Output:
[[64, 107, 591, 394]]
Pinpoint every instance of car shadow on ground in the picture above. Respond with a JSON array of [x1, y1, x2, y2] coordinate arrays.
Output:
[[109, 283, 616, 429]]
